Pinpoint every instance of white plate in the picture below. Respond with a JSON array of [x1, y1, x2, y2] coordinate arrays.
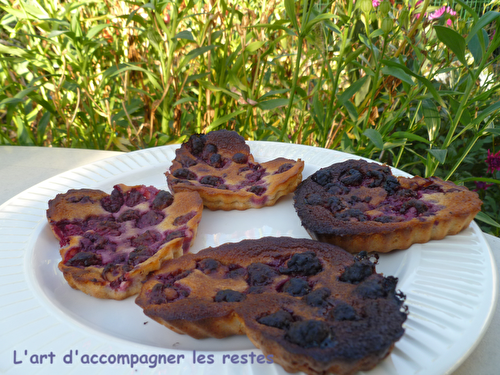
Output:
[[0, 142, 497, 375]]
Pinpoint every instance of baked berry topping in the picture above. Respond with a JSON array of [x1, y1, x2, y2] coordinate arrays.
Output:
[[282, 278, 311, 296], [395, 188, 418, 199], [199, 175, 223, 186], [165, 230, 185, 242], [124, 189, 146, 207], [131, 230, 162, 247], [340, 168, 363, 186], [279, 251, 322, 276], [335, 209, 367, 222], [232, 152, 248, 164], [151, 190, 174, 210], [101, 188, 124, 213], [149, 283, 167, 305], [328, 196, 345, 213], [326, 182, 350, 195], [67, 195, 93, 204], [304, 193, 327, 206], [173, 168, 197, 180], [384, 175, 400, 195], [374, 216, 395, 223], [66, 252, 102, 267], [203, 143, 218, 156], [355, 276, 398, 299], [339, 260, 374, 284], [258, 310, 294, 330], [209, 153, 224, 168], [247, 263, 278, 286], [137, 211, 165, 229], [367, 170, 385, 187], [187, 134, 206, 156], [117, 209, 140, 223], [128, 245, 153, 266], [276, 163, 293, 174], [247, 185, 267, 196], [180, 157, 198, 168], [304, 287, 331, 308], [173, 212, 196, 226], [312, 169, 331, 186], [330, 303, 357, 321], [226, 266, 247, 279], [400, 199, 429, 215], [102, 263, 126, 282], [86, 217, 121, 236], [285, 320, 332, 348], [197, 258, 221, 274], [214, 289, 246, 302]]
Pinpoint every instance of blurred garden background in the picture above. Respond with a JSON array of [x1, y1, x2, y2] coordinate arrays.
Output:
[[1, 0, 500, 235]]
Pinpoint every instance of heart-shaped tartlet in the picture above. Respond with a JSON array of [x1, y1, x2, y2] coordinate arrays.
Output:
[[136, 237, 407, 375], [165, 130, 304, 210], [47, 184, 203, 300], [293, 159, 482, 253]]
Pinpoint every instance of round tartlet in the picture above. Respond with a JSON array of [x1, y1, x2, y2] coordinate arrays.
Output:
[[293, 159, 483, 253], [165, 130, 304, 210]]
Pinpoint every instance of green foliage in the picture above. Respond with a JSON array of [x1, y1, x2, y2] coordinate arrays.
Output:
[[1, 0, 500, 235]]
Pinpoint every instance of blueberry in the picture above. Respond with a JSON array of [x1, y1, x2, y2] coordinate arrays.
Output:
[[247, 263, 278, 286], [137, 210, 165, 229], [282, 278, 311, 296], [197, 258, 221, 274], [312, 169, 331, 186], [279, 251, 322, 276], [258, 310, 293, 329], [285, 320, 331, 348], [173, 212, 196, 226], [247, 185, 267, 196], [214, 289, 246, 302], [101, 188, 124, 213], [151, 190, 174, 210], [131, 230, 161, 247], [304, 287, 331, 307], [117, 209, 140, 223], [128, 245, 152, 266], [330, 303, 357, 321], [276, 163, 292, 174], [384, 175, 400, 195], [339, 260, 374, 284], [232, 153, 248, 164], [226, 267, 247, 279], [66, 252, 102, 267], [165, 229, 185, 242], [209, 153, 224, 168], [199, 175, 223, 186], [124, 189, 146, 207], [187, 134, 205, 156], [340, 168, 363, 186], [173, 168, 197, 180], [400, 199, 428, 215]]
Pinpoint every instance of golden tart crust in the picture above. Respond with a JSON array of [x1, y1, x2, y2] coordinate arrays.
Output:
[[293, 159, 483, 253], [165, 130, 304, 210], [47, 184, 203, 300], [136, 237, 407, 375]]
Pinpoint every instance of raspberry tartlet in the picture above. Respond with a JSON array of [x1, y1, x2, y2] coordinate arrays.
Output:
[[47, 184, 203, 300], [293, 159, 482, 253], [136, 237, 407, 375], [165, 130, 304, 210]]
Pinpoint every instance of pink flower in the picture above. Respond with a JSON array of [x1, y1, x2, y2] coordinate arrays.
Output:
[[373, 0, 381, 7], [486, 149, 500, 173], [474, 181, 494, 191], [428, 6, 457, 21]]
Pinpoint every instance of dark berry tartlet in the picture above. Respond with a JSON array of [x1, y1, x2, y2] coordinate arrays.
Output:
[[47, 184, 203, 300], [294, 159, 482, 253], [165, 130, 304, 210], [136, 237, 407, 375]]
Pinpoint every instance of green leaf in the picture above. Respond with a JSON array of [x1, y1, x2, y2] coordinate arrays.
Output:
[[434, 26, 466, 66], [172, 96, 198, 106], [0, 44, 31, 58], [381, 66, 415, 86], [363, 129, 384, 149], [475, 211, 500, 229], [87, 24, 109, 39], [427, 148, 447, 164], [206, 109, 246, 132], [302, 13, 335, 35], [354, 76, 371, 106], [178, 45, 218, 70], [482, 126, 500, 136], [37, 112, 51, 144], [258, 98, 291, 110], [466, 11, 500, 44], [259, 89, 290, 100], [391, 131, 431, 144], [284, 0, 299, 33], [337, 76, 370, 105], [344, 101, 358, 121], [468, 29, 489, 64], [173, 30, 195, 41], [245, 41, 266, 53], [198, 81, 240, 100], [473, 100, 500, 125], [421, 99, 440, 141]]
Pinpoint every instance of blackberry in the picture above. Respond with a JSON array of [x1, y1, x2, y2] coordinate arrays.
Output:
[[258, 310, 293, 330], [101, 188, 124, 213], [304, 287, 331, 308], [173, 168, 197, 180], [214, 289, 246, 302], [248, 185, 267, 196], [285, 320, 331, 348], [209, 153, 224, 168], [282, 278, 311, 296], [200, 175, 223, 186], [312, 169, 331, 186], [340, 168, 363, 186], [279, 252, 322, 276], [339, 260, 374, 284], [247, 263, 278, 286], [151, 190, 174, 210], [197, 258, 221, 274], [137, 211, 165, 229], [330, 304, 357, 321], [124, 189, 146, 207], [117, 209, 140, 223]]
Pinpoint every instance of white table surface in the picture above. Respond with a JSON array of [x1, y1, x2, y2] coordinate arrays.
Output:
[[1, 145, 499, 375]]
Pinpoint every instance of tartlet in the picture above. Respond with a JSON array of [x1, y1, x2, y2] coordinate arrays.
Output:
[[136, 236, 407, 375], [165, 130, 304, 210], [293, 159, 482, 253], [47, 184, 203, 299]]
